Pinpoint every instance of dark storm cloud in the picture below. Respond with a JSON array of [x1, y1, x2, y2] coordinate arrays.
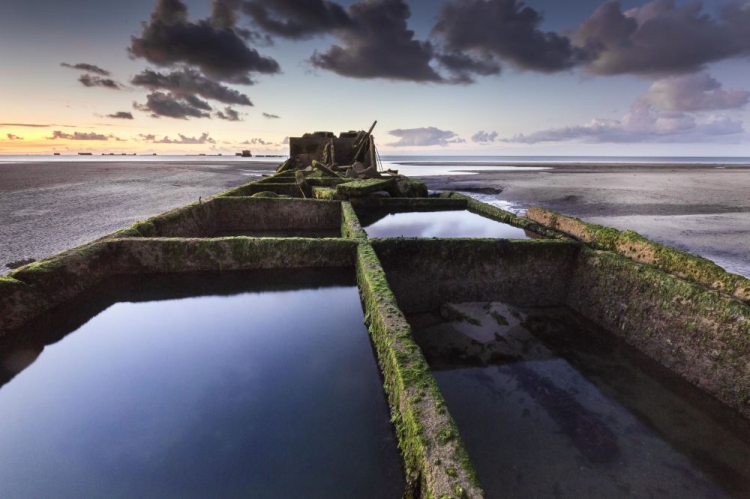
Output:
[[6, 134, 23, 140], [309, 0, 442, 82], [387, 127, 465, 147], [60, 62, 111, 76], [78, 74, 123, 90], [436, 52, 501, 84], [216, 107, 242, 120], [106, 112, 135, 119], [129, 0, 280, 83], [574, 0, 750, 76], [433, 0, 591, 74], [133, 92, 212, 119], [47, 131, 121, 141], [262, 112, 280, 119], [140, 132, 216, 144], [131, 68, 253, 106], [242, 0, 351, 39]]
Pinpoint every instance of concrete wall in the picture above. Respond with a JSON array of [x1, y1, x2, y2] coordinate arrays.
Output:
[[373, 239, 580, 314]]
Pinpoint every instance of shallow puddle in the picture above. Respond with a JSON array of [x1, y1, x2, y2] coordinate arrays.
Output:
[[409, 303, 750, 498], [357, 208, 533, 238], [0, 269, 403, 499]]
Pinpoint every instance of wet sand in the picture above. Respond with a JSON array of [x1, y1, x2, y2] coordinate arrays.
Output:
[[422, 164, 750, 277], [0, 160, 276, 274], [2, 160, 748, 278]]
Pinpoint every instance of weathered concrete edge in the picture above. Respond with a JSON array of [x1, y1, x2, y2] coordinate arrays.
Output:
[[349, 197, 467, 210], [569, 247, 750, 418], [441, 192, 567, 240], [356, 242, 484, 499], [0, 237, 357, 335], [527, 206, 750, 302], [342, 202, 367, 240]]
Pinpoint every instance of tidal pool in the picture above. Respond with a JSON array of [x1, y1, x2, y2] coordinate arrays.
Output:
[[357, 208, 533, 239], [409, 303, 750, 498], [0, 269, 403, 499]]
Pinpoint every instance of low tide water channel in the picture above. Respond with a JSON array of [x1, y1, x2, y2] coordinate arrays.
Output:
[[0, 269, 404, 499], [409, 303, 750, 498]]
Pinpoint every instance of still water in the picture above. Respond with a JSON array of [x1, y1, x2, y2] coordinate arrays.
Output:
[[358, 209, 533, 239], [0, 269, 403, 499], [410, 303, 750, 498]]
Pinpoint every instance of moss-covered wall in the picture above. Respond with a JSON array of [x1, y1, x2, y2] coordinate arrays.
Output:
[[568, 247, 750, 419], [372, 239, 580, 314], [0, 238, 357, 335], [123, 200, 219, 238], [341, 202, 367, 240], [527, 206, 750, 302], [356, 242, 484, 498], [214, 198, 341, 232]]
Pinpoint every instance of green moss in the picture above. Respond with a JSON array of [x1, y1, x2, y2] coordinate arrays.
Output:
[[251, 191, 279, 198], [341, 202, 367, 240], [530, 207, 750, 302], [312, 187, 338, 200], [337, 178, 396, 197], [356, 242, 483, 497]]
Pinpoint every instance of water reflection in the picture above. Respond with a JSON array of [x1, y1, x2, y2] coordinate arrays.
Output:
[[409, 303, 750, 498], [0, 269, 403, 499], [357, 208, 533, 239]]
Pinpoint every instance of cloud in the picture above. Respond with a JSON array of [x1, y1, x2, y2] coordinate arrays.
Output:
[[131, 68, 253, 106], [60, 62, 111, 76], [129, 0, 280, 83], [472, 130, 498, 143], [216, 107, 242, 120], [388, 127, 465, 147], [436, 52, 501, 84], [139, 132, 216, 144], [433, 0, 591, 74], [638, 72, 750, 111], [243, 0, 351, 39], [106, 111, 135, 119], [262, 112, 280, 119], [133, 92, 212, 119], [504, 104, 744, 144], [309, 0, 442, 82], [242, 137, 274, 145], [47, 131, 122, 141], [0, 123, 74, 128], [6, 134, 23, 140], [574, 0, 750, 76], [79, 74, 123, 90]]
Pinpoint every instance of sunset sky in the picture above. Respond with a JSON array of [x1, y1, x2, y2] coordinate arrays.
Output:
[[2, 0, 749, 155]]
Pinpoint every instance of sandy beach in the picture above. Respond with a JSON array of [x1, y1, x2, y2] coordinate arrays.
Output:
[[422, 163, 750, 277], [2, 159, 748, 278], [0, 160, 276, 274]]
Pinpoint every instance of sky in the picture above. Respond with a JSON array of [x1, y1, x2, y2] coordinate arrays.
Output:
[[1, 0, 749, 156]]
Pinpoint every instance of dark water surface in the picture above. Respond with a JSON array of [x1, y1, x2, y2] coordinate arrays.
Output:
[[0, 269, 403, 499], [410, 304, 750, 499], [357, 208, 532, 238]]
